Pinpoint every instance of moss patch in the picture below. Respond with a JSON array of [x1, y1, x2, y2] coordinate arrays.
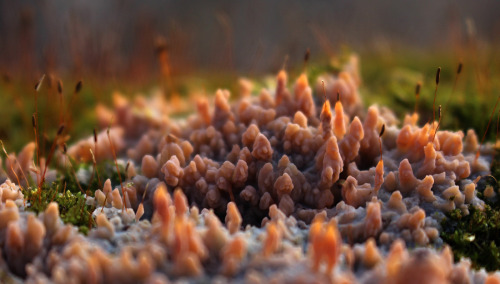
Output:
[[441, 151, 500, 271], [22, 183, 94, 234]]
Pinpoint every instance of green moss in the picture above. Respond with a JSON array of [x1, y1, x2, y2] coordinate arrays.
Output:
[[440, 150, 500, 271], [441, 204, 500, 271], [17, 155, 126, 234], [22, 183, 94, 234]]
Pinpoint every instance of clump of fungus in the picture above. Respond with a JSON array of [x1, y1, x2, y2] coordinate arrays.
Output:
[[0, 55, 497, 283]]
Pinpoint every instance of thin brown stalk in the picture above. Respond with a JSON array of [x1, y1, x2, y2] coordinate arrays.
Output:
[[431, 106, 442, 143], [39, 124, 65, 189], [432, 67, 441, 122], [476, 96, 500, 162], [89, 148, 101, 190], [0, 140, 28, 187], [443, 62, 463, 117], [34, 75, 45, 186]]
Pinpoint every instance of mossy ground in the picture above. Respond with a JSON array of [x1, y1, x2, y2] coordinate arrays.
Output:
[[19, 159, 127, 234], [440, 150, 500, 271], [22, 184, 93, 234]]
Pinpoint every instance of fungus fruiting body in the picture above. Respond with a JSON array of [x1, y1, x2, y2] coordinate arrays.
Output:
[[0, 55, 498, 283]]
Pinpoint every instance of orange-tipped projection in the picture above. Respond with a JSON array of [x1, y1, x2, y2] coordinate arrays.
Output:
[[333, 100, 346, 139]]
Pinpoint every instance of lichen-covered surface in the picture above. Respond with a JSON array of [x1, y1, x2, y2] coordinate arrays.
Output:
[[1, 56, 500, 283]]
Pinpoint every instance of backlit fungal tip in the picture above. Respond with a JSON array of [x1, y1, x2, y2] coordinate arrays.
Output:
[[322, 97, 332, 117]]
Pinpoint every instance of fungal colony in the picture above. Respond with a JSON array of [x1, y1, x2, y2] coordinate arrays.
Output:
[[0, 55, 498, 283]]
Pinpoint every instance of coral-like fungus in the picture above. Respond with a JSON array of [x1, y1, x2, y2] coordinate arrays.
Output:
[[0, 55, 496, 283]]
